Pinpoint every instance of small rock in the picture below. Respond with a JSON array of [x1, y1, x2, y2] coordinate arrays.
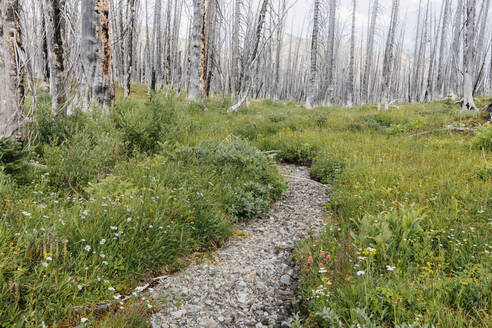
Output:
[[280, 274, 291, 285]]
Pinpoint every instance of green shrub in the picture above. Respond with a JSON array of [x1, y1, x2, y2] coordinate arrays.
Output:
[[43, 121, 124, 191], [474, 164, 492, 180], [310, 156, 346, 184], [472, 124, 492, 151], [113, 96, 179, 154], [173, 138, 286, 219], [0, 137, 27, 176], [258, 132, 319, 165]]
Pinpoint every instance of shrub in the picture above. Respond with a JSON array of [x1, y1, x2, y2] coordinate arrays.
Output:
[[258, 131, 319, 165], [113, 96, 179, 154], [0, 137, 27, 176], [474, 164, 492, 180], [43, 121, 124, 191], [472, 124, 492, 151], [173, 138, 286, 220], [310, 156, 346, 184]]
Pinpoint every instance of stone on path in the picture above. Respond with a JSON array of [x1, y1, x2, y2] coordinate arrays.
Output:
[[150, 165, 329, 327]]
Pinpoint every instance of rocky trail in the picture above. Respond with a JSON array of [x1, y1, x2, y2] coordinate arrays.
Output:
[[150, 165, 329, 328]]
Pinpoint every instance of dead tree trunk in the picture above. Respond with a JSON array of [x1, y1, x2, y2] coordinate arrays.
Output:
[[362, 0, 378, 103], [436, 0, 450, 97], [124, 0, 135, 97], [305, 0, 320, 109], [462, 0, 477, 110], [45, 0, 66, 116], [347, 0, 356, 107], [0, 0, 25, 140], [380, 0, 399, 109], [81, 0, 115, 110], [229, 0, 269, 112], [188, 0, 203, 100]]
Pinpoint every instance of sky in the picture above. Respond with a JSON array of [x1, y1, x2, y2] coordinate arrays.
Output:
[[286, 0, 444, 47]]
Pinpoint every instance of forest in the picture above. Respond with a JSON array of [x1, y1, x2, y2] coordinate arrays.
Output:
[[0, 0, 491, 327]]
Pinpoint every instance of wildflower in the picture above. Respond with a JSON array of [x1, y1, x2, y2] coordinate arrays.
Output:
[[356, 270, 366, 276], [99, 239, 106, 245], [100, 253, 106, 258], [21, 211, 32, 217], [127, 217, 132, 222], [386, 265, 396, 271], [108, 287, 115, 291], [41, 262, 48, 268], [103, 261, 108, 265], [80, 318, 89, 323], [147, 304, 153, 309], [78, 285, 82, 291], [326, 254, 331, 263], [82, 210, 89, 216], [320, 251, 325, 259], [84, 245, 91, 252], [307, 256, 313, 265], [110, 226, 118, 231], [46, 257, 52, 261]]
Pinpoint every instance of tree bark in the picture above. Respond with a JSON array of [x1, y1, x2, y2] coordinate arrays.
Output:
[[0, 0, 25, 140], [362, 0, 378, 103], [188, 0, 203, 100], [347, 0, 356, 107], [45, 0, 66, 116], [81, 0, 114, 110], [124, 0, 135, 97], [305, 0, 320, 109], [462, 0, 477, 110]]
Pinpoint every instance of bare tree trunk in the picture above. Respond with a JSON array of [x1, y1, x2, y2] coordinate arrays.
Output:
[[362, 0, 378, 103], [229, 0, 268, 112], [436, 0, 450, 97], [39, 0, 50, 84], [81, 0, 115, 110], [325, 0, 337, 104], [462, 0, 477, 110], [231, 0, 241, 101], [200, 0, 207, 96], [152, 0, 162, 91], [188, 0, 203, 100], [305, 0, 320, 109], [45, 0, 66, 116], [347, 0, 356, 107], [0, 0, 25, 140], [380, 0, 399, 109], [124, 0, 135, 97]]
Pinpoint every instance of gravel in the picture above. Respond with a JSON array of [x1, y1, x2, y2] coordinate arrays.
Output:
[[150, 165, 329, 328]]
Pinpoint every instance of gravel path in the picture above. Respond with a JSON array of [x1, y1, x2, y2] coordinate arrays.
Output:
[[150, 165, 329, 328]]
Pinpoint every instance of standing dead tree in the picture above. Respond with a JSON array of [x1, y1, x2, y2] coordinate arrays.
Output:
[[462, 0, 477, 110], [228, 0, 269, 112], [305, 0, 320, 109], [44, 0, 66, 116], [81, 0, 115, 110], [0, 0, 25, 140]]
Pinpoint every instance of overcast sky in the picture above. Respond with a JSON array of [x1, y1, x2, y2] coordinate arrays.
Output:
[[286, 0, 444, 48]]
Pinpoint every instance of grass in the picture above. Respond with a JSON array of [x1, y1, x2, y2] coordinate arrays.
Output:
[[1, 90, 491, 327]]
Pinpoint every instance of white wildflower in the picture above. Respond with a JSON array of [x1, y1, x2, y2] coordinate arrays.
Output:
[[386, 265, 396, 272], [356, 270, 366, 276], [84, 245, 91, 252], [99, 239, 106, 245]]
